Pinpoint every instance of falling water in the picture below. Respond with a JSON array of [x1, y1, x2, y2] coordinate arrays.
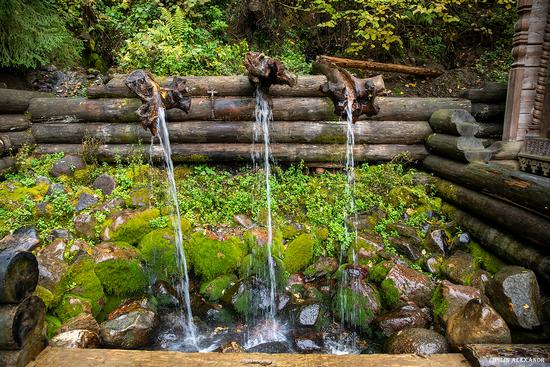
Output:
[[154, 99, 199, 350]]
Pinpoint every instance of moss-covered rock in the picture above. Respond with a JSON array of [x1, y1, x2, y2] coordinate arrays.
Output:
[[466, 241, 506, 274], [45, 314, 62, 339], [55, 295, 93, 322], [94, 259, 148, 297], [283, 233, 314, 274], [200, 274, 238, 302], [101, 208, 161, 245], [34, 285, 55, 310], [333, 282, 381, 333], [96, 295, 125, 323], [187, 232, 246, 281], [380, 278, 401, 310], [139, 228, 187, 282], [0, 181, 49, 210]]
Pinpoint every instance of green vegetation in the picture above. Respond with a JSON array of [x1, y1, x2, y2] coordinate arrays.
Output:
[[283, 233, 315, 273], [430, 284, 448, 318], [333, 286, 378, 332], [200, 274, 238, 302], [138, 229, 181, 282], [466, 241, 506, 274], [102, 208, 160, 244], [94, 259, 148, 297], [379, 278, 401, 310]]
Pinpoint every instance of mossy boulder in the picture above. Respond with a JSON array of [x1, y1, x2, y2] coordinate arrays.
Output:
[[94, 259, 148, 297], [138, 228, 189, 282], [200, 274, 238, 302], [55, 295, 93, 322], [45, 314, 62, 338], [466, 241, 506, 274], [186, 232, 247, 281], [34, 285, 55, 310], [101, 208, 161, 245], [333, 281, 381, 332], [283, 233, 315, 274]]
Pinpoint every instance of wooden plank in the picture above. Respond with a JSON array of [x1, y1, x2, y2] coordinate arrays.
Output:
[[30, 348, 471, 367], [462, 344, 550, 367]]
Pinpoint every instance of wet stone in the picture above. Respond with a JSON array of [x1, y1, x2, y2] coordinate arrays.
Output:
[[0, 227, 40, 252], [426, 229, 448, 255], [376, 303, 431, 337], [93, 242, 141, 263], [57, 313, 100, 335], [152, 280, 179, 308], [388, 223, 419, 240], [50, 228, 72, 241], [385, 328, 449, 355], [50, 329, 100, 349], [46, 183, 66, 196], [304, 257, 338, 281], [440, 280, 482, 323], [425, 257, 440, 274], [246, 341, 292, 354], [50, 155, 86, 177], [443, 251, 477, 285], [298, 303, 321, 327], [100, 309, 158, 349], [92, 174, 116, 195], [74, 212, 97, 237], [292, 330, 324, 353], [386, 264, 435, 307], [390, 237, 422, 261], [75, 192, 98, 212]]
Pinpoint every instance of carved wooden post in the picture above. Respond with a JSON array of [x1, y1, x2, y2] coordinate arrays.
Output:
[[529, 4, 550, 136]]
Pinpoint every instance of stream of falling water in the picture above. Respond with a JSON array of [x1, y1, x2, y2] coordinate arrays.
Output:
[[155, 102, 199, 351]]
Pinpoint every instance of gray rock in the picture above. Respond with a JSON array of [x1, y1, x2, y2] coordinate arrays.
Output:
[[298, 303, 321, 327], [0, 227, 40, 252], [35, 176, 51, 185], [46, 183, 66, 196], [426, 229, 448, 255], [75, 193, 98, 212], [304, 257, 338, 281], [425, 257, 440, 274], [293, 331, 324, 353], [486, 266, 542, 330], [233, 214, 254, 229], [376, 303, 431, 337], [74, 213, 97, 237], [50, 329, 100, 348], [390, 237, 422, 261], [50, 155, 86, 177], [446, 299, 511, 349], [99, 309, 158, 349], [443, 251, 477, 285], [50, 228, 72, 241], [386, 264, 435, 307], [246, 341, 292, 353], [92, 174, 116, 195], [57, 313, 100, 335], [385, 328, 449, 355], [388, 223, 419, 240]]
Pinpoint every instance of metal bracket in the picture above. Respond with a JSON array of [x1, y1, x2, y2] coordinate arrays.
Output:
[[207, 88, 218, 120]]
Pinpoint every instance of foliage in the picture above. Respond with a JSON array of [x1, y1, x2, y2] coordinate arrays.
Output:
[[95, 259, 149, 297], [199, 274, 238, 302], [138, 228, 182, 282], [0, 0, 82, 68], [283, 233, 315, 273]]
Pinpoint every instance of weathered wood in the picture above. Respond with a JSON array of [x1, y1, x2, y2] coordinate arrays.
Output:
[[0, 115, 31, 132], [0, 157, 15, 174], [88, 75, 328, 98], [462, 344, 550, 367], [0, 89, 51, 114], [0, 296, 45, 350], [474, 123, 503, 139], [30, 348, 470, 367], [317, 55, 444, 77], [34, 143, 428, 163], [459, 83, 508, 103], [428, 109, 478, 136], [423, 155, 550, 217], [31, 120, 432, 145], [471, 103, 506, 122], [442, 203, 550, 284], [0, 251, 38, 304], [488, 141, 522, 160], [0, 334, 46, 367], [28, 97, 471, 123], [423, 174, 550, 249], [426, 134, 492, 163], [0, 131, 35, 155]]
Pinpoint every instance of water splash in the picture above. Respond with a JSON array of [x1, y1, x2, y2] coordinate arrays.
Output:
[[155, 100, 199, 350]]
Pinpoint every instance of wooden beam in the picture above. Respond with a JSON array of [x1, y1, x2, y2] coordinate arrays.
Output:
[[318, 55, 444, 77], [425, 134, 492, 163], [0, 89, 51, 114], [0, 115, 31, 132]]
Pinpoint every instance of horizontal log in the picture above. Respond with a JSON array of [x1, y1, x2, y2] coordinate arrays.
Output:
[[462, 344, 550, 367], [89, 75, 327, 98], [0, 131, 35, 155], [423, 155, 550, 217], [471, 103, 506, 122], [34, 143, 428, 163], [459, 82, 508, 103], [474, 123, 502, 139], [28, 97, 472, 123], [442, 203, 550, 284], [31, 120, 432, 145], [0, 296, 45, 350], [318, 55, 444, 76], [428, 109, 477, 136], [0, 115, 31, 132], [0, 89, 51, 114], [0, 251, 38, 304], [423, 174, 550, 249], [0, 333, 46, 367], [488, 141, 522, 160], [425, 134, 492, 163], [0, 157, 15, 175]]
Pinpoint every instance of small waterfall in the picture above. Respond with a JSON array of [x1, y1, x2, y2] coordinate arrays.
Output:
[[155, 100, 199, 350]]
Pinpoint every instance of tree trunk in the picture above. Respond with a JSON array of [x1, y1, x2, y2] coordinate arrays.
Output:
[[471, 103, 506, 122], [0, 251, 38, 304], [442, 203, 550, 284], [459, 82, 508, 103], [0, 116, 31, 132], [89, 75, 327, 98], [423, 155, 550, 217], [0, 334, 46, 367], [31, 120, 432, 145], [475, 123, 503, 139], [27, 97, 471, 123], [425, 134, 492, 163], [317, 55, 444, 76], [0, 89, 51, 114], [422, 174, 550, 249], [0, 131, 35, 155], [428, 109, 478, 136], [0, 296, 45, 350], [34, 143, 428, 163], [0, 157, 15, 174]]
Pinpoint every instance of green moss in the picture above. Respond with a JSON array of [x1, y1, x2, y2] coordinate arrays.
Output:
[[104, 208, 161, 244], [186, 232, 246, 281], [380, 278, 401, 309], [138, 228, 181, 282], [430, 285, 448, 318], [282, 224, 299, 239], [333, 286, 378, 333], [54, 295, 92, 322], [466, 241, 506, 274], [367, 263, 391, 283], [0, 181, 49, 209], [315, 227, 330, 240], [96, 295, 125, 323], [233, 288, 250, 316], [34, 285, 55, 310], [200, 274, 238, 302], [283, 233, 315, 274], [45, 314, 62, 339], [94, 259, 148, 297]]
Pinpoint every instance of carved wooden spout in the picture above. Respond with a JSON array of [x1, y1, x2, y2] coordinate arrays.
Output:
[[125, 70, 191, 136], [313, 57, 385, 122], [244, 51, 297, 105]]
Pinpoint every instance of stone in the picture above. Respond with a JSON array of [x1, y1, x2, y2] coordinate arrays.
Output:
[[233, 214, 254, 229], [385, 328, 449, 355], [50, 155, 86, 177], [287, 273, 305, 288], [376, 303, 431, 337], [92, 174, 116, 195], [486, 266, 542, 330], [440, 280, 482, 323], [425, 257, 441, 274], [292, 331, 324, 353], [46, 183, 66, 196], [388, 223, 419, 239], [298, 303, 321, 327], [97, 198, 125, 213], [50, 228, 72, 241], [35, 176, 51, 185], [334, 273, 382, 331], [390, 237, 422, 261], [0, 227, 40, 252], [469, 269, 491, 293], [152, 280, 179, 308], [446, 299, 511, 349], [75, 192, 99, 212], [385, 264, 435, 307], [246, 341, 292, 353], [67, 239, 94, 263], [36, 239, 68, 290], [74, 213, 97, 237], [304, 257, 338, 281], [92, 242, 141, 263], [127, 188, 150, 208], [100, 308, 158, 349], [50, 329, 100, 348], [57, 313, 100, 335], [216, 341, 245, 353], [443, 251, 477, 285], [426, 229, 448, 255]]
